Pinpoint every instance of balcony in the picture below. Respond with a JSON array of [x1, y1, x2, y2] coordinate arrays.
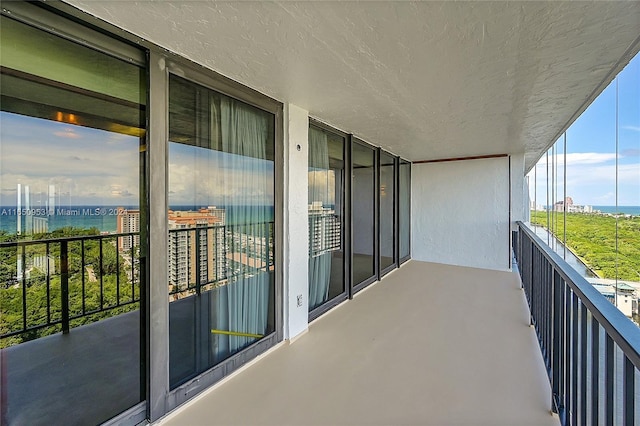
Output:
[[158, 260, 557, 425], [2, 252, 557, 425]]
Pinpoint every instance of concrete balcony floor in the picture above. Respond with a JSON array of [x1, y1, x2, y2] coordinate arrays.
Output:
[[160, 260, 559, 426]]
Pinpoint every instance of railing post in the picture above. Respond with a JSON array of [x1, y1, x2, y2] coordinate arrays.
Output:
[[591, 315, 599, 426], [624, 355, 635, 426], [605, 334, 614, 426], [551, 270, 561, 414], [60, 240, 70, 335]]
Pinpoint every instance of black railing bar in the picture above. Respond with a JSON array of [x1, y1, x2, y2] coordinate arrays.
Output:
[[81, 239, 86, 315], [46, 242, 51, 324], [21, 244, 27, 331], [0, 297, 143, 339], [0, 320, 64, 338], [551, 270, 561, 414], [71, 299, 139, 319], [518, 222, 640, 368], [605, 334, 614, 426], [571, 291, 578, 426], [60, 240, 70, 334], [130, 239, 135, 302], [562, 280, 571, 424], [166, 221, 275, 236], [116, 238, 121, 305], [591, 315, 599, 426], [623, 355, 634, 426], [580, 302, 587, 425], [99, 239, 104, 310], [0, 231, 139, 248]]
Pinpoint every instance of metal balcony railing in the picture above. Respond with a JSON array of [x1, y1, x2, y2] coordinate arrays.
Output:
[[0, 232, 140, 343], [1, 222, 275, 346], [167, 222, 274, 297], [514, 222, 640, 426]]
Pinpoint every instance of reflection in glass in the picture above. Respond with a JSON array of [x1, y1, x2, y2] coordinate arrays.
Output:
[[399, 160, 411, 260], [380, 152, 395, 271], [352, 142, 376, 286], [0, 14, 145, 425], [308, 126, 345, 311], [168, 75, 275, 388]]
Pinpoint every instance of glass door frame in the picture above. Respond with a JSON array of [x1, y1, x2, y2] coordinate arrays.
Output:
[[308, 119, 350, 321], [379, 150, 398, 278], [157, 59, 284, 415], [350, 137, 379, 296], [399, 158, 411, 265]]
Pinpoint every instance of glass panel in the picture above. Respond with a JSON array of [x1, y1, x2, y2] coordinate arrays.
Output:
[[308, 126, 345, 311], [379, 152, 395, 271], [565, 73, 617, 283], [168, 75, 276, 388], [616, 56, 640, 290], [0, 15, 145, 425], [352, 142, 375, 286], [399, 160, 411, 260]]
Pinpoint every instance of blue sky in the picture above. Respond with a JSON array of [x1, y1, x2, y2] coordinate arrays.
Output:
[[0, 112, 139, 207], [530, 53, 640, 207], [0, 111, 273, 208]]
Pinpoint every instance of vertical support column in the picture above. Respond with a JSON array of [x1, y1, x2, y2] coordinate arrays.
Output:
[[509, 153, 525, 268], [60, 240, 70, 335], [148, 51, 169, 421], [283, 103, 309, 340]]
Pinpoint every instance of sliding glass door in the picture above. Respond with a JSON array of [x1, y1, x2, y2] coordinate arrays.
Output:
[[351, 140, 377, 290], [167, 75, 276, 388], [379, 151, 396, 275], [308, 124, 346, 315], [0, 9, 146, 425]]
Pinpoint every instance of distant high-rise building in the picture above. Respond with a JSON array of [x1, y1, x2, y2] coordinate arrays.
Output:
[[308, 201, 341, 257], [115, 207, 228, 296], [116, 209, 141, 251], [168, 208, 226, 295]]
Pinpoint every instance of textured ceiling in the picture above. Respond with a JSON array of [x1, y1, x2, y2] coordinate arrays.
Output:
[[64, 1, 640, 170]]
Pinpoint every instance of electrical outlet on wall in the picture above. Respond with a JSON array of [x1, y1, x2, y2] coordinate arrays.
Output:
[[296, 294, 303, 307]]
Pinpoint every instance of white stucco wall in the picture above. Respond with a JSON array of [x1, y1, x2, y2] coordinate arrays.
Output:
[[411, 157, 511, 271], [283, 104, 309, 340], [510, 153, 526, 230]]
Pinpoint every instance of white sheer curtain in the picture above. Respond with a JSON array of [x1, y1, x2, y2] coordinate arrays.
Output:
[[213, 96, 272, 357], [308, 127, 332, 310]]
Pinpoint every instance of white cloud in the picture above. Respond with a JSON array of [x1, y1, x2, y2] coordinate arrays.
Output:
[[1, 114, 140, 206], [535, 152, 618, 169], [622, 126, 640, 132]]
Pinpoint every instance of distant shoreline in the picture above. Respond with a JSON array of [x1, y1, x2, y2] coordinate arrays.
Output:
[[534, 205, 640, 216]]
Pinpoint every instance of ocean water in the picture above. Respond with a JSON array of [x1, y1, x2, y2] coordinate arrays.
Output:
[[592, 205, 640, 216], [0, 206, 121, 235], [0, 205, 275, 235]]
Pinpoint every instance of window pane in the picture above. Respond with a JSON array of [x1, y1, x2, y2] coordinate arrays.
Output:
[[308, 126, 345, 311], [168, 75, 276, 388], [379, 152, 395, 271], [352, 142, 375, 286], [0, 15, 145, 425]]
